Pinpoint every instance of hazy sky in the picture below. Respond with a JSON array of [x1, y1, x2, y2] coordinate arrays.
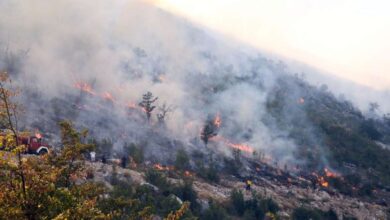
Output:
[[153, 0, 390, 90]]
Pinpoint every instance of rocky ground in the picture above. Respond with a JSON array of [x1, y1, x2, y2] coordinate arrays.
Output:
[[88, 161, 388, 220]]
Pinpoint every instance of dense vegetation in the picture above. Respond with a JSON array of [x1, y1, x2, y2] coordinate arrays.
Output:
[[267, 74, 390, 187]]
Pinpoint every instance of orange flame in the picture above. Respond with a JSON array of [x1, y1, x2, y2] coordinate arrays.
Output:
[[127, 102, 138, 109], [102, 92, 115, 102], [73, 82, 151, 115], [312, 172, 328, 187], [74, 82, 95, 95], [212, 136, 254, 153], [154, 163, 164, 170], [319, 177, 329, 187], [324, 168, 338, 178], [127, 102, 145, 112], [153, 164, 174, 171], [312, 168, 338, 188], [228, 143, 254, 153]]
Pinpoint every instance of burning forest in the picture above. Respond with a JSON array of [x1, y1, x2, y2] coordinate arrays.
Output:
[[0, 0, 389, 219]]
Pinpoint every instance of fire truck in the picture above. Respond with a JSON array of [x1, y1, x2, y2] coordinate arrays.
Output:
[[0, 130, 51, 155]]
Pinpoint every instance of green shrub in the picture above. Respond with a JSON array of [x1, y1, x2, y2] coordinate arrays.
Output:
[[110, 180, 134, 198], [244, 195, 267, 220], [292, 207, 339, 220], [202, 200, 229, 220], [175, 149, 190, 170], [197, 163, 220, 183], [323, 209, 338, 220], [158, 195, 181, 217], [230, 189, 245, 216], [242, 209, 260, 220], [229, 190, 279, 219], [292, 207, 322, 220], [145, 168, 170, 190], [124, 143, 144, 164], [204, 165, 220, 183], [260, 198, 279, 214], [93, 138, 113, 157], [173, 180, 201, 215]]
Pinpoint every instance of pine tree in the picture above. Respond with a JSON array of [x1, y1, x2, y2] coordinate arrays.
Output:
[[200, 121, 217, 147], [139, 91, 158, 121], [56, 120, 95, 187]]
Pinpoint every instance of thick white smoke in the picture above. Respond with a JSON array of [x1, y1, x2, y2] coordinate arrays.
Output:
[[0, 0, 313, 166]]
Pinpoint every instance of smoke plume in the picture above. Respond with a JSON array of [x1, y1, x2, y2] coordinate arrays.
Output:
[[0, 0, 345, 167]]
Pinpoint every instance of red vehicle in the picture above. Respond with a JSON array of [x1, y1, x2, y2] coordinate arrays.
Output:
[[0, 131, 51, 155]]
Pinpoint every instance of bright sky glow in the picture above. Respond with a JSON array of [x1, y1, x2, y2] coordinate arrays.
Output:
[[152, 0, 390, 89]]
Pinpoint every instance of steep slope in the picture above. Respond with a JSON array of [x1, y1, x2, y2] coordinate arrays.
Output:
[[0, 0, 389, 205]]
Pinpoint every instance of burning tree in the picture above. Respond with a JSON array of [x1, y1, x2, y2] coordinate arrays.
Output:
[[201, 121, 217, 147], [200, 114, 221, 147], [139, 91, 158, 121]]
